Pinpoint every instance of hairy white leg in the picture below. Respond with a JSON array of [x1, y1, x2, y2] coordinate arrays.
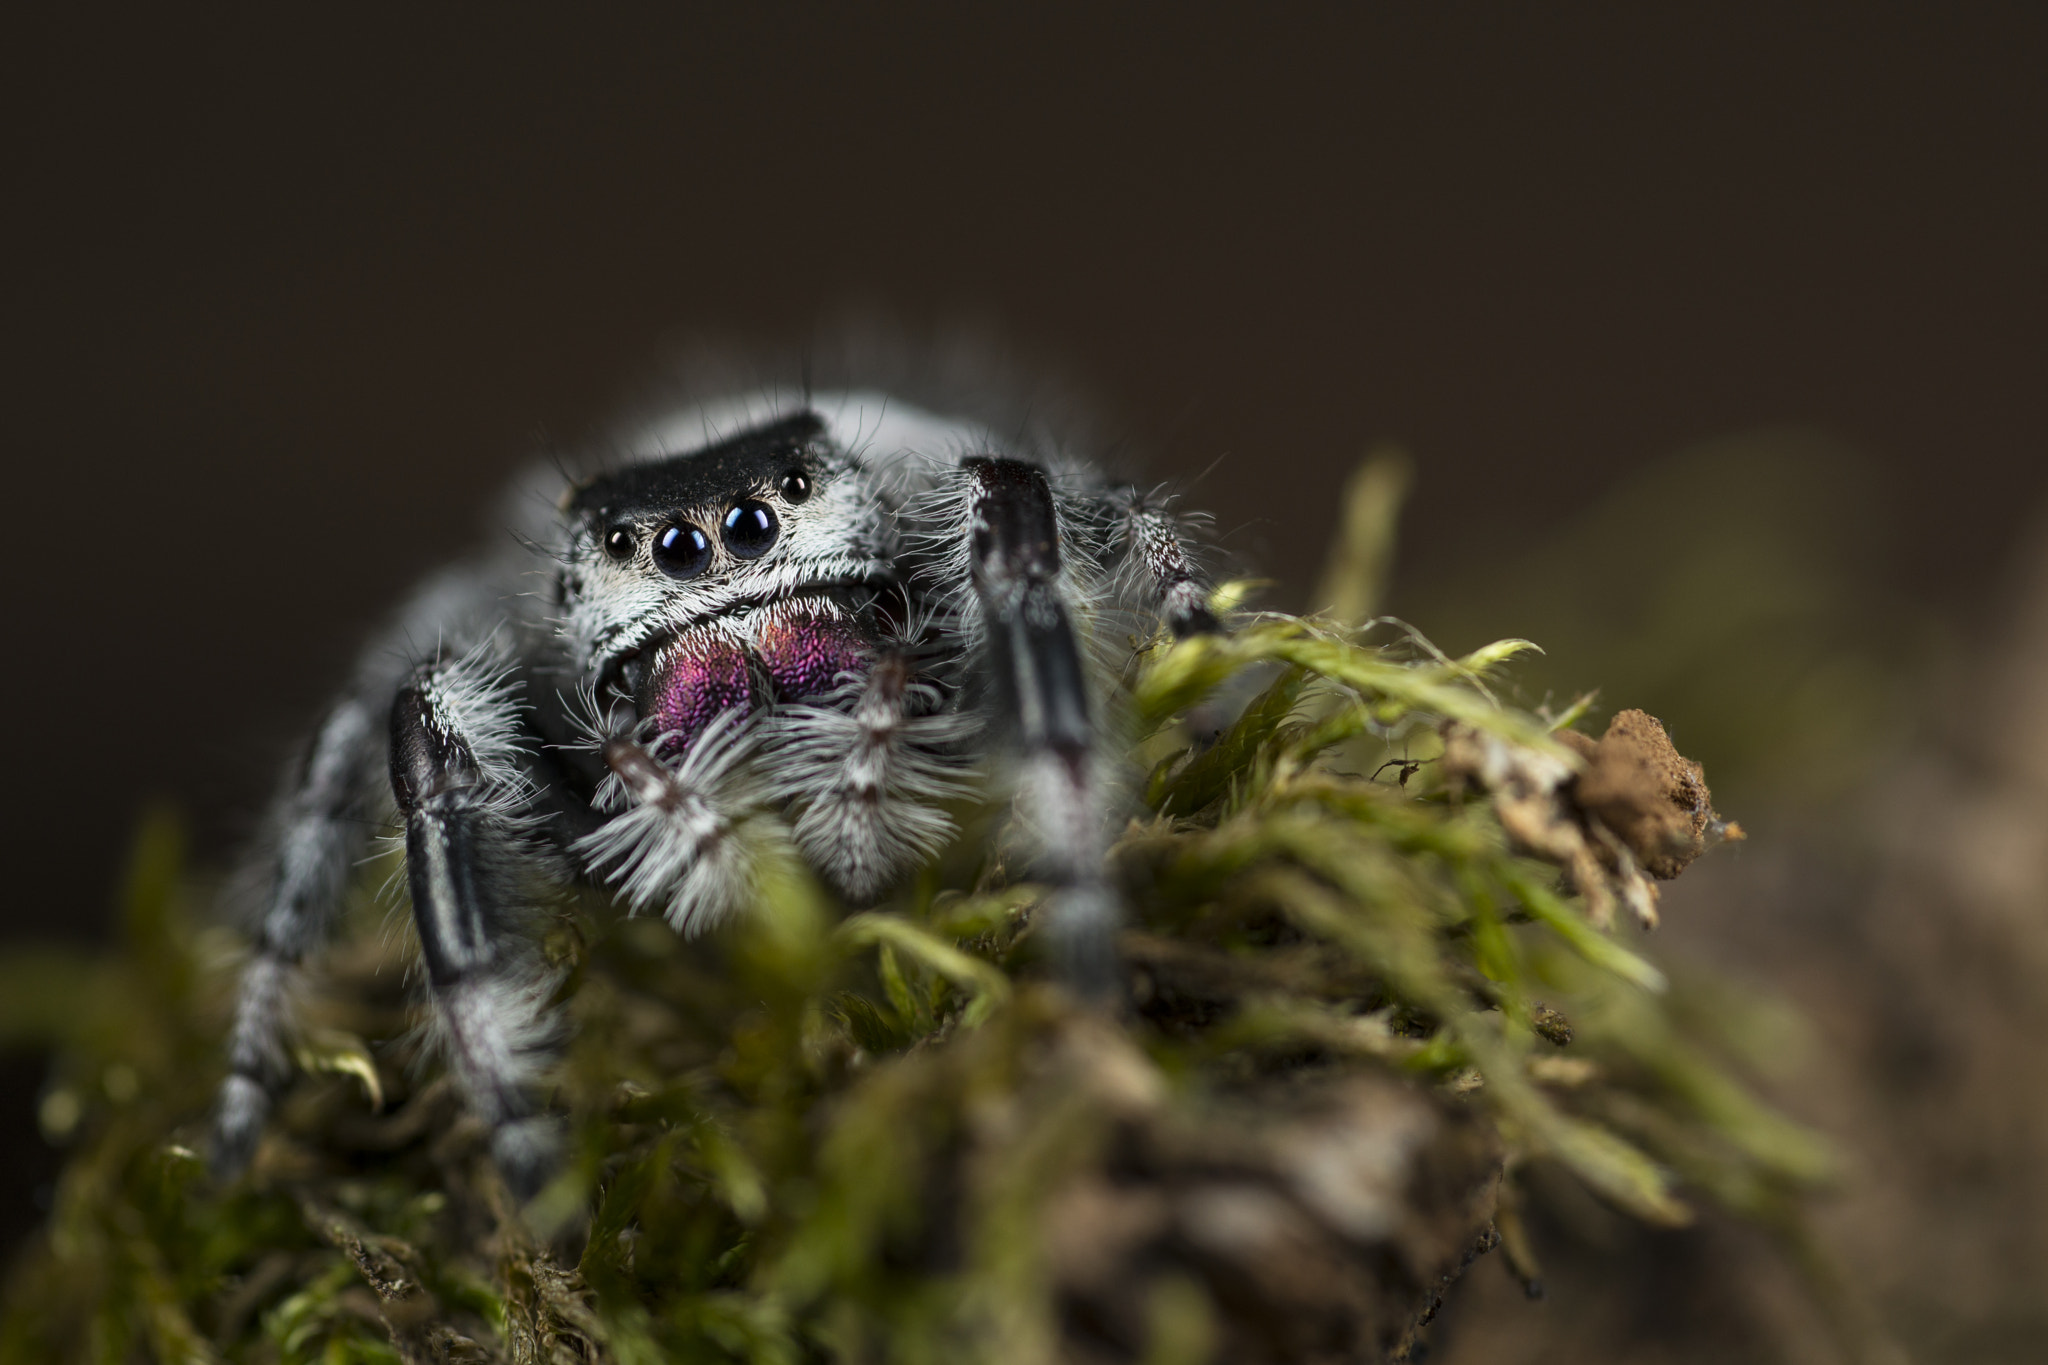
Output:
[[388, 647, 562, 1196], [1103, 486, 1221, 638], [212, 697, 379, 1177]]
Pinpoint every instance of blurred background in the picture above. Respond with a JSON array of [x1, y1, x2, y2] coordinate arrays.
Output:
[[5, 6, 2046, 1359]]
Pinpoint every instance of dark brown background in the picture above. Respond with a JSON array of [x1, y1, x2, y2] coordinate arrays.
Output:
[[4, 2, 2044, 1265]]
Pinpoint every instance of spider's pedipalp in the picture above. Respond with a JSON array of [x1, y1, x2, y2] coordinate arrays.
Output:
[[764, 654, 980, 901], [574, 711, 769, 935]]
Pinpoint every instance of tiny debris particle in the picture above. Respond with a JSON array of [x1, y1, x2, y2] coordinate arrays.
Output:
[[1530, 1003, 1574, 1047]]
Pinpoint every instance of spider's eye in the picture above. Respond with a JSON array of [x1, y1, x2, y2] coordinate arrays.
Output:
[[722, 500, 779, 558], [778, 470, 812, 504], [602, 526, 637, 561], [652, 522, 712, 579]]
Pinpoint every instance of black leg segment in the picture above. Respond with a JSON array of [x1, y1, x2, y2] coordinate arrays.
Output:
[[962, 456, 1119, 997], [389, 666, 559, 1196], [964, 457, 1094, 767], [390, 684, 499, 986]]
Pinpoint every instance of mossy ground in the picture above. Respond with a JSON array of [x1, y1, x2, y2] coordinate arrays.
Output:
[[0, 490, 1842, 1364]]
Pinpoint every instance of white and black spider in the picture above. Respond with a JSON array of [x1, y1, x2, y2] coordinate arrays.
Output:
[[211, 384, 1221, 1194]]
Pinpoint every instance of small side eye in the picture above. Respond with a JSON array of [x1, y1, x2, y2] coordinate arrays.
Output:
[[653, 523, 712, 579], [722, 500, 779, 558], [778, 470, 812, 504], [603, 526, 637, 561]]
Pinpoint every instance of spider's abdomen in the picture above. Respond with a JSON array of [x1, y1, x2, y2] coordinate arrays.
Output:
[[637, 597, 875, 756]]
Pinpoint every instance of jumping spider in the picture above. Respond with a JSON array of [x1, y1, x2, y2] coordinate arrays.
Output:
[[212, 388, 1221, 1193]]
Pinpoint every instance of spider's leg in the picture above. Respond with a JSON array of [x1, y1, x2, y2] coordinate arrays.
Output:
[[389, 661, 560, 1197], [1100, 485, 1222, 637], [763, 653, 976, 902], [211, 698, 379, 1177], [961, 456, 1121, 996]]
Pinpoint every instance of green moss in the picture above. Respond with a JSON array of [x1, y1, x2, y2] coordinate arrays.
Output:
[[0, 486, 1838, 1364]]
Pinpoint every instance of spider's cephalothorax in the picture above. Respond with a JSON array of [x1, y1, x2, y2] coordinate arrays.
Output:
[[211, 390, 1221, 1193]]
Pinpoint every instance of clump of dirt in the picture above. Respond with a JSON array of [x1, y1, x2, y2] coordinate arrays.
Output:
[[1561, 708, 1740, 880], [1442, 707, 1741, 930]]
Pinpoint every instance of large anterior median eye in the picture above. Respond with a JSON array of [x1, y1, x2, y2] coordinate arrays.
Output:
[[653, 522, 712, 579], [722, 499, 779, 558]]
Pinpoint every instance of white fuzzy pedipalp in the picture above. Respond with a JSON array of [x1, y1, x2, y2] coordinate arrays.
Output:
[[572, 710, 775, 935], [762, 667, 981, 901]]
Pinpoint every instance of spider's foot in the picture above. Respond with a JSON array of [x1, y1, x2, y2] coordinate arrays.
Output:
[[209, 1073, 271, 1181]]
